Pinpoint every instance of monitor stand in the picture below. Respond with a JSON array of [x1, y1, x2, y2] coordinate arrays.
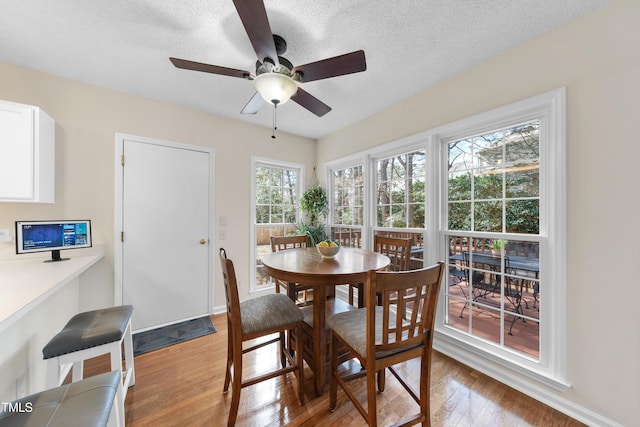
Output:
[[45, 250, 70, 263]]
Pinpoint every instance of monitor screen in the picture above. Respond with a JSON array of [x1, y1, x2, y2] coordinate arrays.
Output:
[[15, 220, 92, 262]]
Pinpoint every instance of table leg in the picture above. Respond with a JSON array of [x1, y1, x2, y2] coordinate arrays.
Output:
[[313, 285, 327, 396], [286, 282, 296, 301]]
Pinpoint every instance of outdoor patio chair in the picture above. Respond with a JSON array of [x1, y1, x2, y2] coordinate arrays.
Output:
[[461, 252, 524, 334]]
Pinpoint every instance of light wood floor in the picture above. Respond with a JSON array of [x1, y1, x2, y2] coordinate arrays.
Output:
[[86, 314, 583, 426]]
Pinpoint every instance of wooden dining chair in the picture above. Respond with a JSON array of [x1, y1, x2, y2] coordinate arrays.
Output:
[[219, 248, 304, 427], [328, 262, 444, 426], [373, 234, 413, 271], [270, 235, 313, 304], [349, 235, 413, 307]]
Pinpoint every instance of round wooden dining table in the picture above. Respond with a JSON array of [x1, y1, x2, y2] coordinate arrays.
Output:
[[261, 247, 390, 395]]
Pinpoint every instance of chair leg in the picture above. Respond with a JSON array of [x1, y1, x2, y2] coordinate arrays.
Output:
[[420, 350, 431, 426], [295, 323, 304, 405], [366, 361, 377, 426], [227, 340, 243, 427], [279, 331, 286, 368], [377, 368, 386, 392], [223, 331, 233, 393], [329, 331, 338, 412]]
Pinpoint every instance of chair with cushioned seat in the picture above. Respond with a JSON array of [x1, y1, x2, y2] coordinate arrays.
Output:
[[219, 248, 304, 427], [42, 305, 135, 399], [0, 370, 124, 427], [328, 262, 444, 426]]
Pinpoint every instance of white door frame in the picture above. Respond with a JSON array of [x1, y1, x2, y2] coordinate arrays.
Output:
[[113, 133, 215, 316]]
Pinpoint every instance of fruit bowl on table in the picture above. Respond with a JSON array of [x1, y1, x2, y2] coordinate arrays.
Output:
[[316, 241, 341, 259]]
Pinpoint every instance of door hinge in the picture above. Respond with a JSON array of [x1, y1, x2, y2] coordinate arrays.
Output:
[[121, 231, 124, 242], [121, 155, 125, 166]]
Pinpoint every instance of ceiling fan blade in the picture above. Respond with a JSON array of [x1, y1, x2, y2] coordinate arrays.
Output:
[[170, 57, 251, 79], [232, 0, 278, 65], [240, 92, 265, 115], [292, 50, 366, 83], [291, 88, 332, 117]]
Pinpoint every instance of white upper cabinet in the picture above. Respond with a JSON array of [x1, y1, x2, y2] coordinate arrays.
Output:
[[0, 100, 55, 203]]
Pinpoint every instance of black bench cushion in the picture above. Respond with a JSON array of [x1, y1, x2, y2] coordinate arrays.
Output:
[[43, 305, 133, 359], [0, 370, 120, 427]]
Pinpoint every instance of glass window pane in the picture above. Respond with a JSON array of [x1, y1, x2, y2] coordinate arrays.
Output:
[[505, 122, 539, 163], [474, 169, 503, 200], [448, 202, 471, 231], [409, 203, 424, 229], [505, 163, 539, 198], [474, 201, 503, 232], [284, 207, 296, 224], [256, 205, 269, 223], [270, 205, 283, 223], [448, 172, 471, 201], [506, 199, 539, 234]]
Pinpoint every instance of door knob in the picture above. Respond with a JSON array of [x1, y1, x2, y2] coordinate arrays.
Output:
[[200, 239, 207, 245]]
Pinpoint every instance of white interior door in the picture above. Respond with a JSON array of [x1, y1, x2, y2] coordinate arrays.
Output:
[[120, 138, 212, 331]]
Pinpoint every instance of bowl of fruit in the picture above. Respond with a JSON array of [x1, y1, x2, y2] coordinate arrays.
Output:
[[317, 240, 341, 259]]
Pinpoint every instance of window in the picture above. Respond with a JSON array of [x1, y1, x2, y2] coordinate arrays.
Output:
[[444, 122, 541, 358], [329, 164, 364, 247], [437, 88, 567, 386], [323, 88, 567, 387], [251, 159, 302, 291], [373, 150, 426, 269]]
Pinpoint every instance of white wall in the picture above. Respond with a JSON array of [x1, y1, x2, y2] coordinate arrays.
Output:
[[317, 1, 639, 425], [0, 62, 316, 314]]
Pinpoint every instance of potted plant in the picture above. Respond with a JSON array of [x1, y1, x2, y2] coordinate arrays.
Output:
[[297, 185, 328, 245], [489, 239, 506, 256]]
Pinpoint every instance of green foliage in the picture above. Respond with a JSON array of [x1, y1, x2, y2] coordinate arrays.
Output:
[[296, 222, 327, 246], [489, 239, 506, 250], [298, 186, 329, 245], [300, 186, 328, 222]]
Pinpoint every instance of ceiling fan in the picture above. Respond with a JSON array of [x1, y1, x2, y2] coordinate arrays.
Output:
[[169, 0, 366, 118]]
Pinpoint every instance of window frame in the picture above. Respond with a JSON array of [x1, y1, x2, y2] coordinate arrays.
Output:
[[250, 157, 304, 293]]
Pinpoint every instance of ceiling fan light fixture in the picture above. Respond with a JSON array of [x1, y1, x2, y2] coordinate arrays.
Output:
[[253, 72, 298, 105]]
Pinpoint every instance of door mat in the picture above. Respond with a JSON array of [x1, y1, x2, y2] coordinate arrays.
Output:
[[133, 316, 216, 356]]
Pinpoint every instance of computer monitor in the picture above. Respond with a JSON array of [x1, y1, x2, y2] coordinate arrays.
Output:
[[15, 220, 92, 262]]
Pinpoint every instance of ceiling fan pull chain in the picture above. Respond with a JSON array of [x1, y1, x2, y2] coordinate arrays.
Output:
[[272, 100, 279, 139]]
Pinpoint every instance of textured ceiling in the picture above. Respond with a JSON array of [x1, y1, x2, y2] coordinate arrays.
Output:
[[0, 0, 610, 139]]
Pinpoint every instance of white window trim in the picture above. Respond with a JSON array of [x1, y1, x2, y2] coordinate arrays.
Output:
[[434, 87, 568, 391], [250, 156, 304, 293]]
